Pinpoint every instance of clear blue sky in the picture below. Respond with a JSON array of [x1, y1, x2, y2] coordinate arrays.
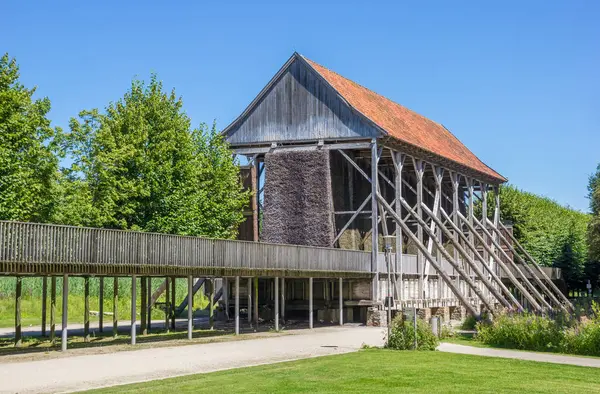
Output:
[[3, 1, 598, 212]]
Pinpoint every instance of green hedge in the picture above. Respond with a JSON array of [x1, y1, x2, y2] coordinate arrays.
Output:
[[386, 315, 439, 351]]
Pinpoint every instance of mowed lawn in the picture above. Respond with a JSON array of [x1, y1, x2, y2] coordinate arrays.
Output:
[[91, 349, 600, 393]]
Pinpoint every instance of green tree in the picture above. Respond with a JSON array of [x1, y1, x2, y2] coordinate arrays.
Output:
[[58, 74, 247, 238], [492, 185, 590, 291], [587, 164, 600, 291], [0, 53, 61, 222]]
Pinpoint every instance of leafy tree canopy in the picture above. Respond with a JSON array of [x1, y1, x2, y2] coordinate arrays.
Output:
[[57, 74, 248, 238], [0, 53, 61, 222], [493, 185, 590, 289]]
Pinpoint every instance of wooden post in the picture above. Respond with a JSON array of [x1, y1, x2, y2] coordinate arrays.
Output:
[[274, 277, 279, 331], [41, 276, 47, 337], [414, 159, 425, 299], [370, 140, 379, 300], [251, 158, 259, 242], [50, 277, 56, 344], [281, 278, 285, 324], [113, 277, 118, 338], [235, 276, 240, 335], [131, 275, 136, 345], [253, 277, 259, 330], [224, 278, 230, 320], [247, 278, 252, 324], [170, 277, 176, 330], [84, 276, 90, 342], [209, 278, 215, 330], [140, 276, 147, 335], [339, 278, 343, 326], [309, 278, 314, 329], [147, 277, 152, 332], [392, 152, 404, 301], [61, 274, 69, 351], [15, 276, 22, 347], [165, 277, 170, 333], [187, 275, 193, 340], [99, 277, 104, 333]]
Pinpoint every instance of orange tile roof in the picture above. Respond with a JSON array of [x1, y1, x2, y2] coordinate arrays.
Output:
[[303, 56, 506, 183]]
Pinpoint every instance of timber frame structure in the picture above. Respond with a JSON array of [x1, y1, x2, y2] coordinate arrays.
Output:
[[224, 52, 572, 318]]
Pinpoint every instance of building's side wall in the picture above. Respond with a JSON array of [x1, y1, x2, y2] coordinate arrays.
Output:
[[225, 58, 380, 145]]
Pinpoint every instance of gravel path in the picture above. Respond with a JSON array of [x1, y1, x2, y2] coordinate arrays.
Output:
[[438, 342, 600, 368], [0, 326, 385, 394]]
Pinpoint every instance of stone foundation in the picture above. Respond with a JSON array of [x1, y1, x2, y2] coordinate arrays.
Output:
[[367, 307, 387, 327], [431, 306, 450, 322]]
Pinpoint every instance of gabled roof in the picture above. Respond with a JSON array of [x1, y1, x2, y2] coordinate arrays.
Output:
[[223, 52, 506, 183], [301, 55, 506, 183]]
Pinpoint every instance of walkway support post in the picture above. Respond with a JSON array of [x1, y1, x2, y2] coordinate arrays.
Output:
[[187, 275, 193, 340], [61, 274, 69, 351], [309, 277, 314, 329], [50, 277, 56, 344], [41, 276, 47, 337], [113, 277, 118, 338], [253, 277, 259, 330], [165, 277, 170, 333], [281, 278, 285, 324], [339, 278, 343, 326], [209, 278, 215, 330], [99, 277, 104, 333], [147, 277, 152, 332], [140, 277, 147, 335], [247, 278, 252, 324], [274, 277, 279, 331], [84, 276, 90, 342], [370, 140, 379, 300], [235, 276, 240, 335], [131, 275, 136, 345], [15, 276, 22, 347], [170, 277, 176, 330]]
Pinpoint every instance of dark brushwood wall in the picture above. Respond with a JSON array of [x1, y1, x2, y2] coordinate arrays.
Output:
[[225, 58, 380, 145]]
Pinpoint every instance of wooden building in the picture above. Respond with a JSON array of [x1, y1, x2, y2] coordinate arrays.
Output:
[[224, 52, 571, 318]]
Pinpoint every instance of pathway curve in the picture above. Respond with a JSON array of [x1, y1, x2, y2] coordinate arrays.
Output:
[[0, 325, 385, 394], [438, 342, 600, 368]]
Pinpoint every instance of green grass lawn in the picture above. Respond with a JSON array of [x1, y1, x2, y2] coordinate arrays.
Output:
[[90, 349, 600, 394]]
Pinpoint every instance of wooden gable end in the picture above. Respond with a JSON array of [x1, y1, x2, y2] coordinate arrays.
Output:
[[224, 57, 380, 146]]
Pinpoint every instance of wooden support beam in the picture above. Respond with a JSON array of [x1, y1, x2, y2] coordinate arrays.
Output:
[[165, 277, 170, 333], [247, 278, 252, 324], [99, 277, 104, 333], [458, 212, 543, 311], [84, 276, 90, 342], [61, 274, 69, 351], [187, 275, 193, 340], [486, 219, 569, 313], [274, 277, 279, 331], [147, 277, 152, 332], [209, 278, 215, 330], [41, 276, 47, 337], [414, 158, 425, 298], [391, 151, 405, 301], [113, 277, 118, 338], [140, 276, 147, 335], [339, 278, 343, 326], [423, 204, 514, 310], [377, 193, 480, 317], [371, 141, 379, 300], [170, 277, 176, 330], [131, 275, 136, 345], [437, 207, 523, 311], [15, 276, 22, 347], [472, 215, 552, 310], [253, 277, 259, 330], [309, 278, 314, 329], [281, 278, 285, 324], [498, 221, 574, 310], [50, 277, 56, 344], [235, 276, 240, 335], [332, 193, 372, 246]]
